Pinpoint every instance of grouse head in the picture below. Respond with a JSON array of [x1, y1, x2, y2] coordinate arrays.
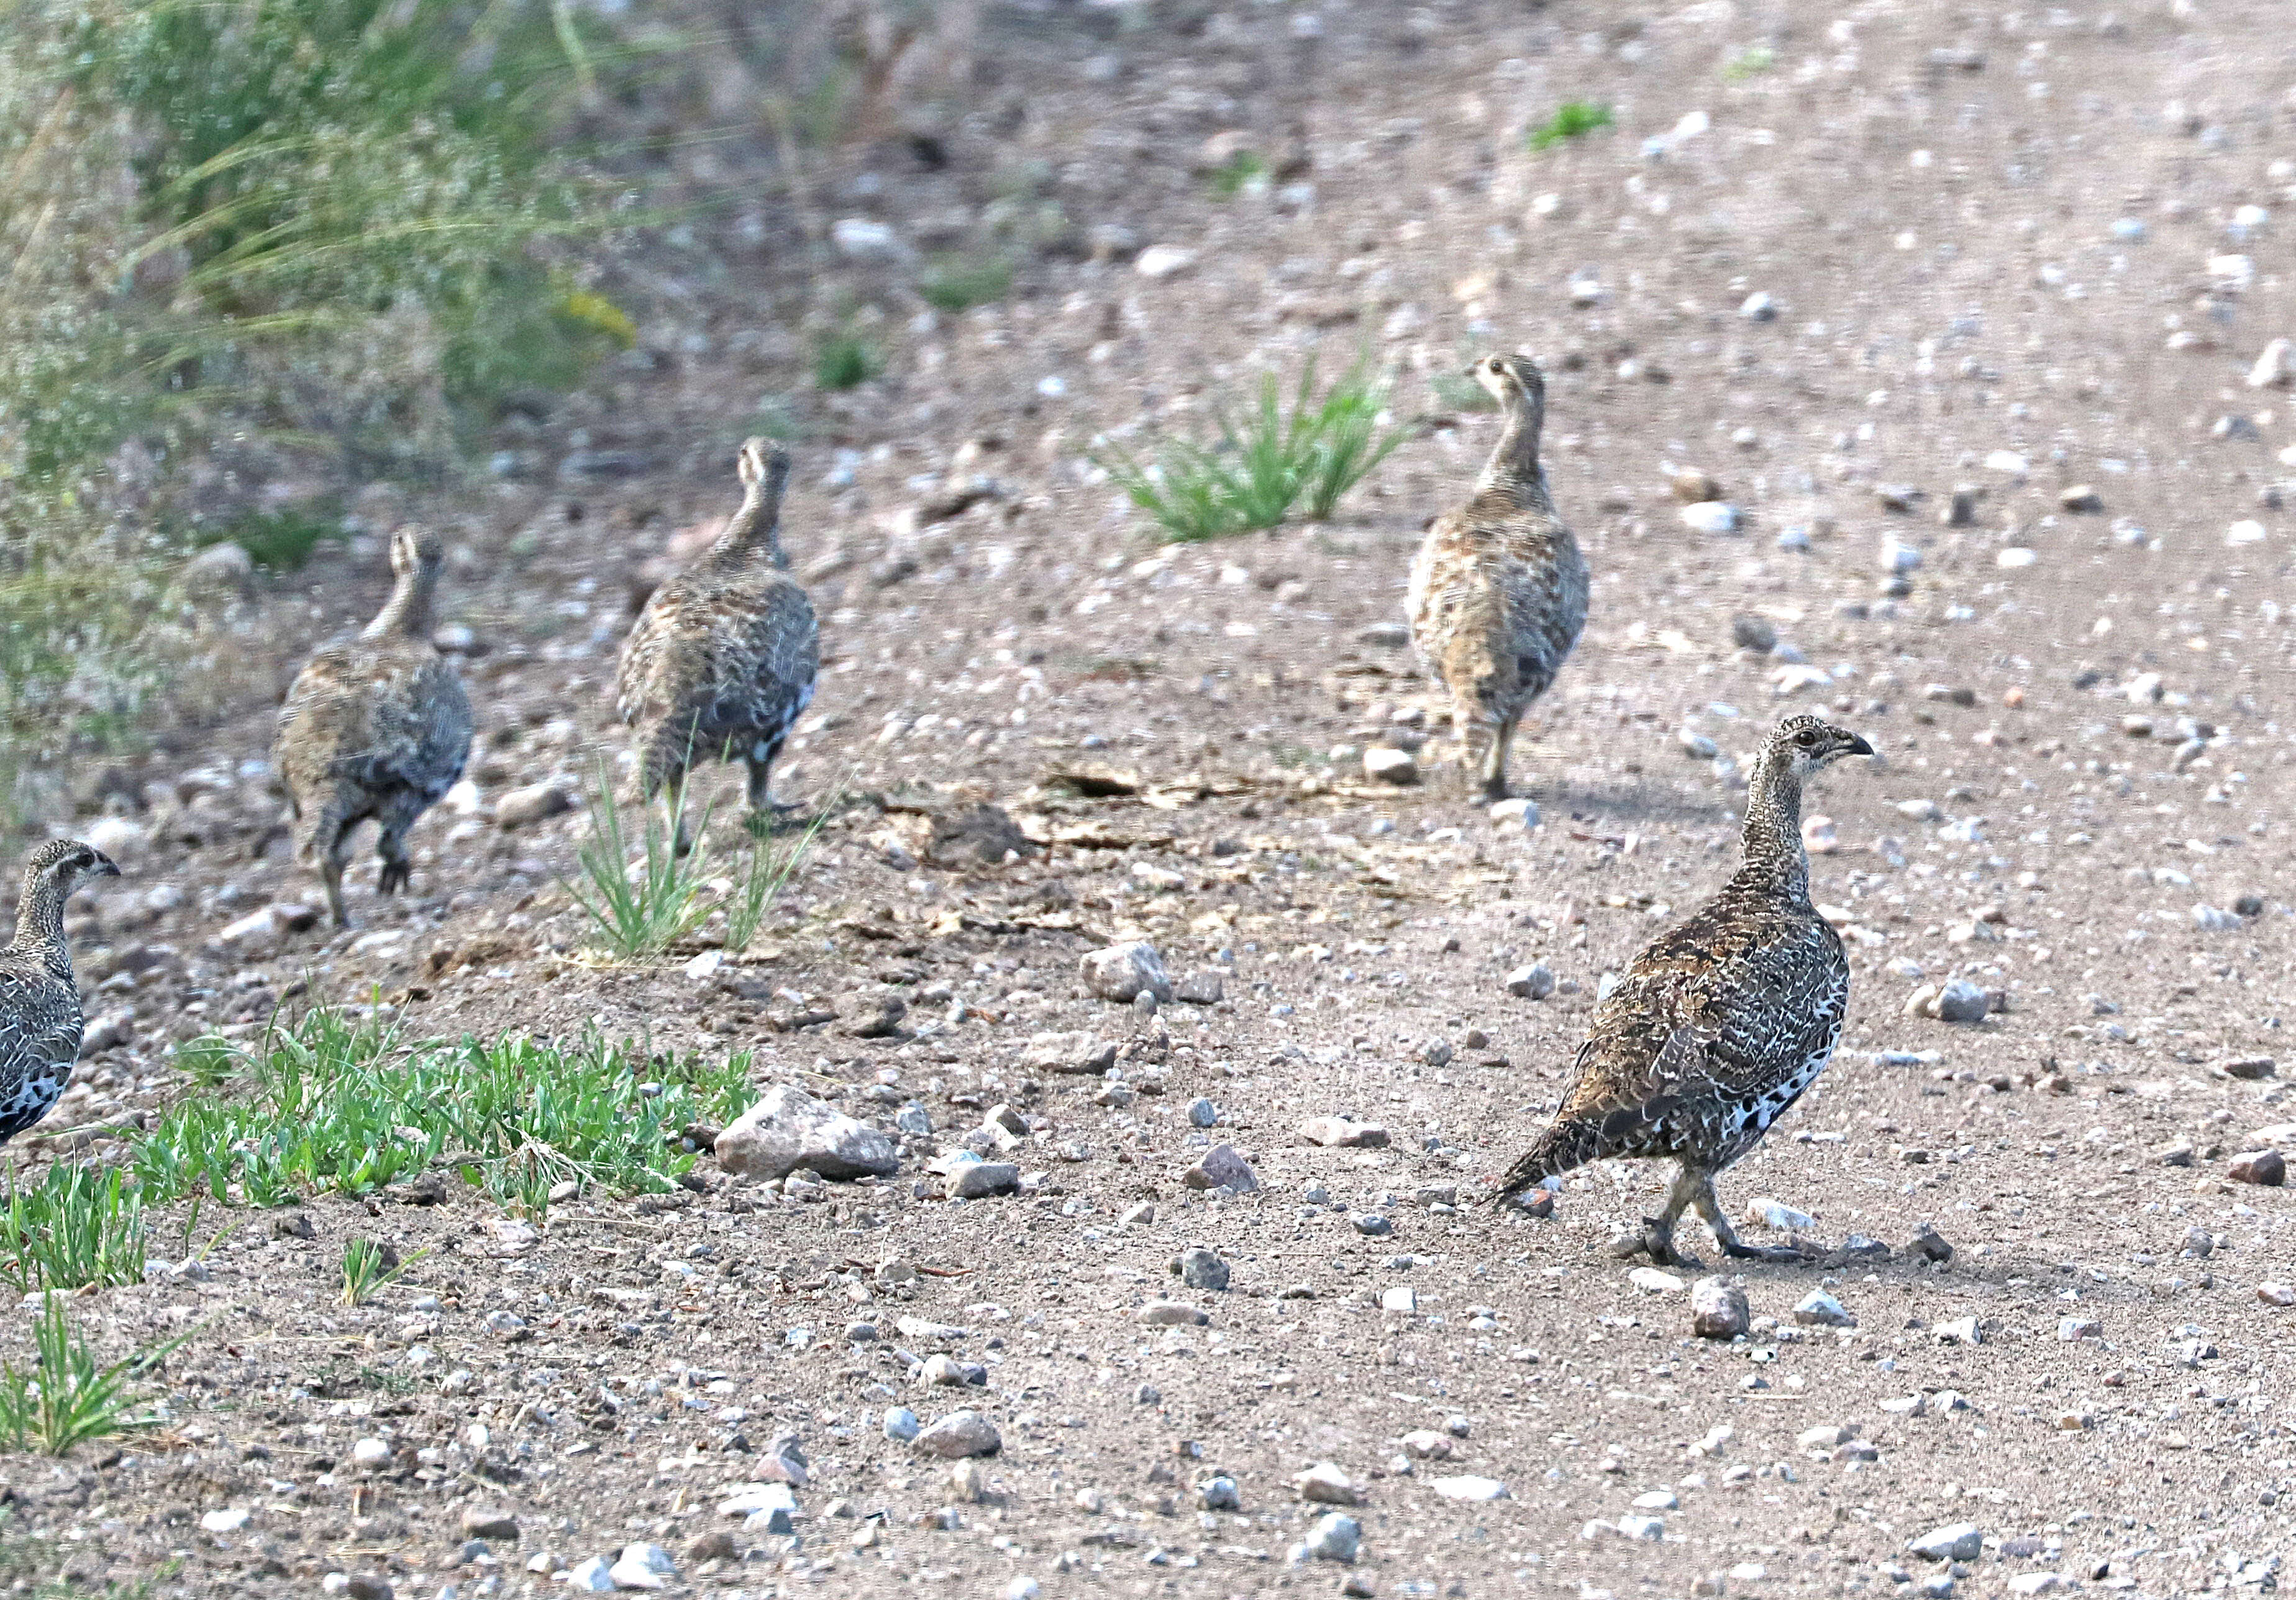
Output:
[[737, 437, 793, 497], [388, 527, 445, 581], [1766, 713, 1874, 778], [1469, 351, 1546, 412], [22, 838, 121, 899]]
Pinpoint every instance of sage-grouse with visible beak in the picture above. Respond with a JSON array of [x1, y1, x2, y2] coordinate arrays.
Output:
[[1492, 714, 1874, 1265]]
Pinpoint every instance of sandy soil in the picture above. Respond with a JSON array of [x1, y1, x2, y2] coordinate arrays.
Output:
[[12, 2, 2296, 1597]]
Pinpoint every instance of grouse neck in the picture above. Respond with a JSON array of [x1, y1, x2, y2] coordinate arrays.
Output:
[[11, 871, 73, 980], [715, 471, 791, 570], [364, 567, 437, 641], [1474, 391, 1546, 501], [1736, 756, 1811, 900]]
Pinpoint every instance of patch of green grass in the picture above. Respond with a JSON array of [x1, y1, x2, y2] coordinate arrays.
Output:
[[815, 334, 882, 391], [1094, 356, 1414, 542], [919, 256, 1012, 314], [339, 1238, 407, 1306], [1430, 371, 1501, 415], [1206, 150, 1269, 199], [0, 1165, 147, 1296], [725, 812, 827, 953], [194, 504, 345, 572], [0, 1294, 181, 1457], [131, 1009, 756, 1208], [565, 767, 717, 961], [1528, 101, 1615, 150], [1721, 45, 1776, 81]]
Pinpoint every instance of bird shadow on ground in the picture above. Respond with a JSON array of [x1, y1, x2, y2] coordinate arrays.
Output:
[[1531, 776, 1733, 831]]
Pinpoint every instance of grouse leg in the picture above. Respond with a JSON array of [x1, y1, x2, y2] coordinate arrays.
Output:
[[376, 799, 417, 897], [1693, 1174, 1811, 1265], [319, 830, 352, 929], [1615, 1165, 1705, 1268], [1480, 714, 1517, 802], [743, 749, 781, 840]]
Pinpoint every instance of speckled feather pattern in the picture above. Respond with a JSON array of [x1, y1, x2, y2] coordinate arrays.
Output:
[[1496, 720, 1855, 1199], [616, 447, 819, 799], [276, 642, 473, 848], [273, 534, 472, 919], [0, 843, 111, 1144], [1408, 359, 1587, 778]]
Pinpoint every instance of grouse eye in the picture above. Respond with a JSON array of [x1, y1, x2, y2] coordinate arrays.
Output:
[[1795, 729, 1818, 747]]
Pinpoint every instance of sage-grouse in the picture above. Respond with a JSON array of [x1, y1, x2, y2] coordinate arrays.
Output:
[[1408, 352, 1588, 801], [1, 840, 120, 1144], [274, 528, 474, 927], [1492, 714, 1874, 1265], [616, 438, 818, 838]]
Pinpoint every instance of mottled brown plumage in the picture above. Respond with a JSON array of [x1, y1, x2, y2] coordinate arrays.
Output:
[[1492, 715, 1874, 1265], [274, 529, 473, 927], [1408, 352, 1588, 801], [616, 439, 819, 836], [0, 840, 120, 1145]]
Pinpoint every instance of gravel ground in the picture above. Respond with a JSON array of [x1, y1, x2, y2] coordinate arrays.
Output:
[[11, 2, 2296, 1598]]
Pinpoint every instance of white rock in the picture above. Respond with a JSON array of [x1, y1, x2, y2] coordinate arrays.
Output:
[[2193, 903, 2243, 932], [1080, 940, 1173, 1004], [2227, 520, 2268, 546], [607, 1543, 676, 1590], [350, 1437, 391, 1469], [1134, 245, 1197, 280], [1996, 547, 2038, 568], [494, 781, 573, 830], [913, 1409, 1001, 1458], [443, 778, 483, 816], [1380, 1286, 1418, 1314], [1792, 1289, 1855, 1327], [1429, 1475, 1510, 1502], [1984, 450, 2029, 475], [1363, 747, 1419, 785], [714, 1085, 898, 1181], [1295, 1461, 1362, 1505], [1488, 797, 1539, 828], [2248, 337, 2293, 389], [200, 1507, 252, 1533], [565, 1556, 617, 1593], [1749, 1197, 1816, 1232], [1505, 962, 1556, 1000], [1296, 1512, 1361, 1563], [1740, 291, 1777, 320], [1616, 1513, 1665, 1540], [1627, 1267, 1683, 1294], [1908, 1522, 1984, 1562], [1934, 979, 1990, 1023], [830, 217, 901, 259], [1680, 501, 1740, 534]]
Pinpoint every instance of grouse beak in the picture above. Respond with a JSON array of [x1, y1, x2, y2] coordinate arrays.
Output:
[[1843, 732, 1875, 758]]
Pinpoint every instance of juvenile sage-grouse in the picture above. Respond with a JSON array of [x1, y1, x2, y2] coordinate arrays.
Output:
[[616, 438, 818, 839], [1492, 714, 1874, 1265], [274, 528, 474, 927], [1, 840, 120, 1145], [1408, 352, 1588, 801]]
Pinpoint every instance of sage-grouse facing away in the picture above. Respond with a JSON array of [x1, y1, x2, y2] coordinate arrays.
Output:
[[616, 438, 818, 836], [1408, 352, 1588, 801], [1492, 714, 1873, 1265], [1, 840, 120, 1144], [274, 529, 474, 927]]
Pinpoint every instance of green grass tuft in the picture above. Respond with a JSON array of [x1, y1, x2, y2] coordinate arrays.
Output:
[[194, 504, 345, 571], [0, 1294, 181, 1457], [339, 1237, 409, 1306], [1528, 101, 1615, 150], [1206, 150, 1269, 199], [1721, 45, 1776, 81], [919, 256, 1012, 314], [564, 766, 717, 961], [814, 334, 882, 391], [1093, 356, 1414, 542], [132, 1009, 756, 1209], [0, 1165, 147, 1295]]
